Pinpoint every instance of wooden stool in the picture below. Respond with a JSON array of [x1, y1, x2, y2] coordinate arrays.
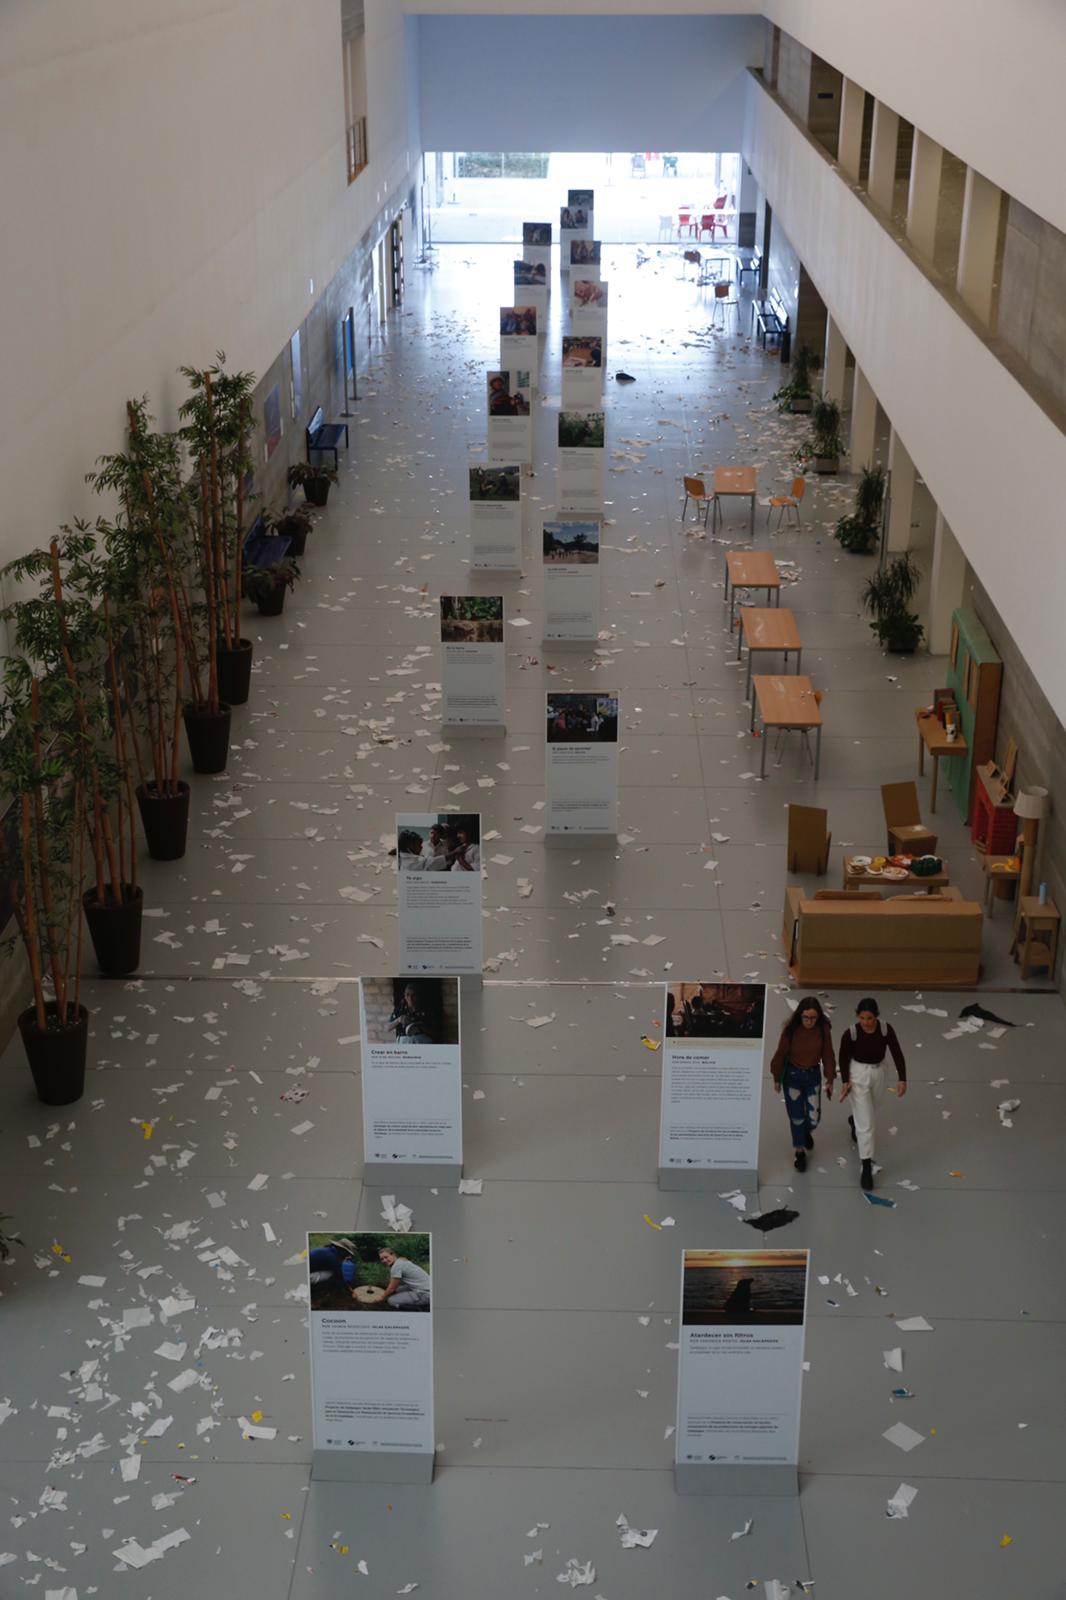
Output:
[[1011, 897, 1060, 979], [982, 855, 1020, 917]]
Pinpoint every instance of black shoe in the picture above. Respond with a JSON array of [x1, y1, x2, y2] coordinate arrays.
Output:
[[805, 1134, 814, 1151], [848, 1115, 857, 1144], [794, 1149, 807, 1172], [860, 1159, 873, 1191]]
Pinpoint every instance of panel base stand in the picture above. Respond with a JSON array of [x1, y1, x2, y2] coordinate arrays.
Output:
[[441, 723, 507, 739], [658, 1164, 759, 1193], [674, 1462, 797, 1496], [361, 1161, 462, 1188], [545, 831, 617, 849], [313, 1448, 435, 1485]]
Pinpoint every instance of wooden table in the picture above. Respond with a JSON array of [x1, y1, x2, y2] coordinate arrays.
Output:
[[982, 854, 1020, 916], [712, 465, 757, 535], [915, 710, 969, 812], [738, 606, 802, 695], [724, 550, 780, 629], [843, 854, 948, 893], [1012, 896, 1060, 979], [752, 673, 822, 779]]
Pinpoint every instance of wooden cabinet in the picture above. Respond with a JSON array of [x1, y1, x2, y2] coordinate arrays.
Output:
[[944, 608, 1002, 822]]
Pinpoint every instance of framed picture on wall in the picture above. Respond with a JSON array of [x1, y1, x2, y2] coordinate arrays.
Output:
[[263, 384, 283, 461], [289, 330, 303, 420]]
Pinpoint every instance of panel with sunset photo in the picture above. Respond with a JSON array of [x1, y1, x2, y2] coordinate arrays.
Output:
[[681, 1249, 807, 1327]]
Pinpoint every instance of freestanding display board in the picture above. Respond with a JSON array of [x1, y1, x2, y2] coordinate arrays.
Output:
[[545, 691, 619, 836], [488, 370, 533, 466], [309, 1229, 436, 1483], [522, 221, 552, 288], [659, 982, 767, 1191], [542, 518, 600, 642], [561, 335, 604, 411], [359, 976, 462, 1185], [500, 306, 539, 386], [560, 189, 593, 268], [469, 464, 523, 571], [440, 596, 506, 731], [396, 811, 482, 976], [557, 410, 605, 511], [514, 260, 547, 327], [568, 239, 601, 282], [675, 1247, 808, 1495]]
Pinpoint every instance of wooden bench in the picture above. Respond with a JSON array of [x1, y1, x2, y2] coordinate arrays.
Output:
[[751, 286, 789, 349], [305, 405, 349, 469], [738, 246, 762, 289]]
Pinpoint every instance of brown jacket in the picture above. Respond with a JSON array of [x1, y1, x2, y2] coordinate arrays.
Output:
[[769, 1018, 837, 1087]]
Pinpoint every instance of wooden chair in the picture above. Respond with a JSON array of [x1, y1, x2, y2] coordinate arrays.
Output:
[[881, 781, 939, 855], [710, 279, 739, 328], [768, 476, 807, 528], [681, 475, 714, 526], [787, 804, 831, 875]]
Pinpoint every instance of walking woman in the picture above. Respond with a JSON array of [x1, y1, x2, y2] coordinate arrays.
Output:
[[838, 997, 907, 1191], [770, 997, 836, 1172]]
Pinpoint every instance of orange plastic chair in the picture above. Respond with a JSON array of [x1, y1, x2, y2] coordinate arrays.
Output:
[[767, 476, 807, 528], [681, 475, 714, 527]]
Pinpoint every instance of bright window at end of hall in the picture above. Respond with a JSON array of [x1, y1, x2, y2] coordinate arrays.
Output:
[[342, 0, 368, 182]]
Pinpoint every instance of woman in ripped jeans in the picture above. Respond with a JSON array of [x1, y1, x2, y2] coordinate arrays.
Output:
[[769, 997, 836, 1172]]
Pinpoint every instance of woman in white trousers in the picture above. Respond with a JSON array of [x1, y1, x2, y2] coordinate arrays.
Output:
[[838, 997, 907, 1191]]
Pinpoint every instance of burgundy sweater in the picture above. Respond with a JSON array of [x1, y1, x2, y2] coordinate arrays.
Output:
[[769, 1021, 837, 1087], [838, 1022, 906, 1083]]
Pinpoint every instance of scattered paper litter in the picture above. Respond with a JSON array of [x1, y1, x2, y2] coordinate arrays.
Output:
[[616, 1512, 658, 1549], [458, 1178, 483, 1196], [381, 1195, 414, 1232], [238, 1415, 278, 1441], [897, 1316, 934, 1332], [883, 1421, 925, 1452], [526, 1014, 556, 1028], [887, 1482, 919, 1519], [556, 1558, 596, 1587], [731, 1518, 753, 1540], [883, 1348, 904, 1373]]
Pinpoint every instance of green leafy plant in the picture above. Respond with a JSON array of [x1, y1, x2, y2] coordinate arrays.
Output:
[[835, 463, 886, 554], [798, 396, 844, 466], [286, 462, 337, 490], [861, 552, 925, 652], [772, 343, 817, 411], [243, 558, 301, 603], [179, 356, 257, 710]]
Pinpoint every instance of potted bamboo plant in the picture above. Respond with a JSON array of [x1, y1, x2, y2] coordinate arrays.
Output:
[[287, 460, 337, 508], [799, 396, 844, 474], [244, 556, 301, 617], [179, 356, 257, 761], [835, 463, 886, 554], [772, 343, 817, 413], [2, 530, 143, 978], [862, 552, 925, 653], [0, 661, 89, 1103], [87, 400, 194, 858]]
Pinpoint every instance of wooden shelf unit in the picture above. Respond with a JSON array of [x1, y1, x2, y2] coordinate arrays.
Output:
[[944, 608, 1002, 822]]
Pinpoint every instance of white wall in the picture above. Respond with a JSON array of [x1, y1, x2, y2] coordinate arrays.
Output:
[[417, 14, 762, 152], [745, 75, 1066, 730], [0, 0, 419, 575]]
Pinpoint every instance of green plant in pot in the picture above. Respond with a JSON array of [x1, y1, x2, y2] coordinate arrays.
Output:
[[0, 661, 89, 1104], [288, 460, 337, 508], [835, 462, 886, 554], [244, 557, 301, 617], [267, 501, 316, 557], [798, 396, 844, 473], [862, 552, 925, 653], [772, 343, 817, 413], [2, 529, 143, 979], [87, 399, 197, 856], [179, 356, 258, 763]]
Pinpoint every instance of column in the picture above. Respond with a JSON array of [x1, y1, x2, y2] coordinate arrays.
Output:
[[906, 130, 943, 262], [956, 166, 1002, 326], [927, 511, 967, 655], [886, 428, 917, 553], [848, 363, 877, 471], [837, 76, 865, 182], [867, 100, 899, 211], [822, 316, 847, 405]]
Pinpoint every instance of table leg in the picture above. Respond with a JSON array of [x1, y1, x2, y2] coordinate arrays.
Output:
[[736, 625, 743, 662], [917, 731, 925, 778], [760, 717, 767, 778], [723, 562, 729, 608], [796, 648, 802, 676], [750, 690, 756, 734], [814, 723, 822, 782], [930, 753, 939, 813], [750, 491, 755, 537], [746, 649, 753, 698]]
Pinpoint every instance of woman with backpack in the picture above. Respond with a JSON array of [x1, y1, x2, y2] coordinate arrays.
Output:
[[839, 997, 907, 1191], [769, 997, 836, 1172]]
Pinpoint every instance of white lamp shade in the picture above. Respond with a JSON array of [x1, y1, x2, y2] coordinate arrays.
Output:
[[1014, 785, 1050, 820]]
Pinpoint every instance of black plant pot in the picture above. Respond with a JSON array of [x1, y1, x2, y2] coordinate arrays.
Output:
[[137, 781, 190, 861], [303, 478, 331, 507], [18, 1002, 89, 1106], [256, 583, 287, 617], [83, 884, 144, 977], [183, 702, 232, 774], [278, 520, 308, 556], [217, 637, 253, 705]]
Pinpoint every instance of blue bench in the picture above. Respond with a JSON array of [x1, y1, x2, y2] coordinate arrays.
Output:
[[305, 405, 349, 470], [738, 246, 762, 289], [243, 513, 292, 571], [752, 285, 789, 349]]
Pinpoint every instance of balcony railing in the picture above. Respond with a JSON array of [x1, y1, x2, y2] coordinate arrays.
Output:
[[347, 117, 368, 183]]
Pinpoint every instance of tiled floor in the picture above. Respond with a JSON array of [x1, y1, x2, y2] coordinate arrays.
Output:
[[0, 243, 1061, 1599]]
